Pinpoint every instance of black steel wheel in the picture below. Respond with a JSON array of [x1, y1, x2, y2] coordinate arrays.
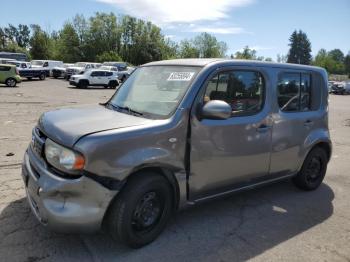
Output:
[[106, 172, 173, 248], [293, 147, 328, 190]]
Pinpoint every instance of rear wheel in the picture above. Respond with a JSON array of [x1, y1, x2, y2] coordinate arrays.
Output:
[[27, 77, 32, 80], [293, 147, 328, 190], [106, 173, 173, 248], [5, 78, 17, 87]]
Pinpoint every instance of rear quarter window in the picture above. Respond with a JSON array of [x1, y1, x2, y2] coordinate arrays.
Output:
[[0, 66, 11, 71]]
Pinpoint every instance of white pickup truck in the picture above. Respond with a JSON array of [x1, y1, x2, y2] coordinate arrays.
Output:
[[69, 69, 119, 89]]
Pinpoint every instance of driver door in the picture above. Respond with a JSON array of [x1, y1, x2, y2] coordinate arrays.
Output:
[[189, 68, 273, 200]]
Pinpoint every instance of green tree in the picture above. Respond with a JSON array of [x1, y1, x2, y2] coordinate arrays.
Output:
[[29, 25, 52, 59], [96, 51, 122, 62], [313, 48, 345, 74], [179, 40, 199, 58], [193, 32, 227, 58], [55, 23, 81, 62], [328, 49, 345, 63], [287, 30, 312, 65], [234, 46, 257, 59], [344, 53, 350, 77]]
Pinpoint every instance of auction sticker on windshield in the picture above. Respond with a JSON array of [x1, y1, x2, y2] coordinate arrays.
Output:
[[167, 72, 195, 81]]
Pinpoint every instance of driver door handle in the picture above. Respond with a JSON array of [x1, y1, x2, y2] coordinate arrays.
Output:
[[257, 124, 272, 133], [304, 120, 314, 127]]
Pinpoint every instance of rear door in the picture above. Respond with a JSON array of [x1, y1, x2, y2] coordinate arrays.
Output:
[[270, 71, 316, 175], [189, 67, 273, 200]]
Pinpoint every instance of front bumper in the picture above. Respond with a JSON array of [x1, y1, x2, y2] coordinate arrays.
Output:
[[21, 147, 118, 233], [69, 80, 78, 86]]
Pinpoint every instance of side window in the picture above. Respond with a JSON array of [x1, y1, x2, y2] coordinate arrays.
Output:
[[106, 71, 113, 76], [204, 70, 265, 116], [90, 71, 98, 77], [277, 73, 300, 112], [0, 66, 11, 71], [43, 62, 48, 67], [86, 65, 91, 69], [277, 72, 312, 112], [300, 74, 311, 111]]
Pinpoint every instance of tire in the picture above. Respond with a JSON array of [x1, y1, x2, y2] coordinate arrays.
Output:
[[108, 81, 118, 89], [39, 73, 46, 80], [106, 173, 173, 248], [27, 77, 32, 80], [5, 78, 17, 87], [293, 147, 328, 191], [78, 80, 88, 89], [121, 75, 126, 82]]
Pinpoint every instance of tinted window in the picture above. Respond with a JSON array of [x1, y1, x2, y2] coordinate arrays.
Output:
[[204, 70, 265, 116], [277, 73, 300, 112], [300, 74, 311, 111], [0, 66, 11, 71], [277, 73, 312, 112], [106, 71, 113, 76], [91, 71, 105, 77]]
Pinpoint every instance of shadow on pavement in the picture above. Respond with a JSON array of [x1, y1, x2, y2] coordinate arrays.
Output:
[[0, 180, 334, 262]]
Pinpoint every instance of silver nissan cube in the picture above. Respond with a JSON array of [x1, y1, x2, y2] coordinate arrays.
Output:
[[22, 59, 332, 248]]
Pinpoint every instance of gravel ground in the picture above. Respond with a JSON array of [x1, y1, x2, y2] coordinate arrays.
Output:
[[0, 79, 349, 262]]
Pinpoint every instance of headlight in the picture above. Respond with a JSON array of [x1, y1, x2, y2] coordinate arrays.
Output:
[[45, 139, 85, 174]]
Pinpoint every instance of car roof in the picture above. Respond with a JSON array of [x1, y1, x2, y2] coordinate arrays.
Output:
[[0, 63, 16, 67], [89, 69, 114, 72], [143, 58, 326, 73]]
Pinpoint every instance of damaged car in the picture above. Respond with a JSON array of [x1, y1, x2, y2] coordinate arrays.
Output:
[[22, 59, 332, 248]]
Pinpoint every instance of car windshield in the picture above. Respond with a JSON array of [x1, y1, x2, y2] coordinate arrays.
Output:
[[31, 60, 44, 66], [75, 62, 86, 67], [108, 66, 201, 119]]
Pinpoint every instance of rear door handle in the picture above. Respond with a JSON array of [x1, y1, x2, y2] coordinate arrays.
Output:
[[304, 120, 314, 127], [257, 124, 272, 133]]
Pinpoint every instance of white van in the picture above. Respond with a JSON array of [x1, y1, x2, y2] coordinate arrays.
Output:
[[31, 60, 64, 76]]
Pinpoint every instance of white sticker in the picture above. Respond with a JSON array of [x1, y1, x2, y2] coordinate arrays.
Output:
[[167, 72, 195, 81]]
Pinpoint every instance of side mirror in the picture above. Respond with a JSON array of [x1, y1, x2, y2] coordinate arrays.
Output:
[[201, 100, 232, 120]]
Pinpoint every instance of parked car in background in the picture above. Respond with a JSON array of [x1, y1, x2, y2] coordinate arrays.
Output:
[[102, 62, 134, 82], [65, 62, 102, 80], [31, 60, 63, 76], [22, 59, 331, 248], [0, 64, 21, 87], [69, 69, 119, 89], [329, 81, 350, 95], [0, 52, 28, 61], [18, 66, 47, 80], [52, 63, 74, 79], [7, 60, 32, 69], [0, 58, 17, 64]]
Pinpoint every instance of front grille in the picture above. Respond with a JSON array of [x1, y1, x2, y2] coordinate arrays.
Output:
[[31, 127, 46, 160]]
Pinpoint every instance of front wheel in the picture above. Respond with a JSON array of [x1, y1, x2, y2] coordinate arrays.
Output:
[[106, 173, 173, 248], [5, 78, 17, 87], [39, 73, 46, 80], [293, 147, 328, 190]]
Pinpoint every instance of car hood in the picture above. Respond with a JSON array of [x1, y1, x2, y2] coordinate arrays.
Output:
[[67, 66, 84, 71], [53, 67, 66, 71], [38, 105, 152, 147]]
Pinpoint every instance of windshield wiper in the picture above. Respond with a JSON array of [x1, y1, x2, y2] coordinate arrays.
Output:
[[105, 102, 143, 116]]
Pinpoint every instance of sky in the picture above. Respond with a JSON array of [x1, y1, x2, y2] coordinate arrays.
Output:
[[1, 0, 349, 60]]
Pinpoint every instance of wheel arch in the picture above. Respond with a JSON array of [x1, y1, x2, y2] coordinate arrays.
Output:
[[102, 165, 181, 229], [124, 166, 180, 210]]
